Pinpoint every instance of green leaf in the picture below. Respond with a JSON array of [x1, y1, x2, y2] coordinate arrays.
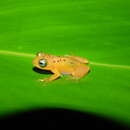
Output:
[[0, 0, 130, 126]]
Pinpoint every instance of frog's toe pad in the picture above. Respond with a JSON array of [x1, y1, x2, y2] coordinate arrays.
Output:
[[38, 78, 51, 82], [38, 79, 45, 82]]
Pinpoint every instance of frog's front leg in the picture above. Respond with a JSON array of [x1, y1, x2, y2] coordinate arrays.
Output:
[[39, 69, 61, 82]]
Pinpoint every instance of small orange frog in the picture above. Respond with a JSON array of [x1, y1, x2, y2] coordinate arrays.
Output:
[[33, 52, 90, 82]]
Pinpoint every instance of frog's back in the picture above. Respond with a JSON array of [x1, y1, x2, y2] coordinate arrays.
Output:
[[48, 54, 86, 66]]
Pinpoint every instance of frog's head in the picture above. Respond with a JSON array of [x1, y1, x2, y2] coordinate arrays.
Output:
[[33, 52, 48, 69]]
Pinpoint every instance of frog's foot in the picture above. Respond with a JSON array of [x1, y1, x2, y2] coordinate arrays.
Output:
[[38, 75, 59, 82], [38, 79, 44, 82], [38, 78, 50, 82], [37, 78, 50, 87], [66, 76, 80, 82]]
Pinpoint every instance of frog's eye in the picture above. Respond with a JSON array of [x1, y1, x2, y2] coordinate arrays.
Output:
[[39, 59, 47, 67]]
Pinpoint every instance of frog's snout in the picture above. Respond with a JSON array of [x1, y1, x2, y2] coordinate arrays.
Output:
[[32, 60, 35, 66], [32, 58, 37, 66]]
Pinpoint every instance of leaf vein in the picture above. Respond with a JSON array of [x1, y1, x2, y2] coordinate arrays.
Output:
[[0, 50, 130, 70]]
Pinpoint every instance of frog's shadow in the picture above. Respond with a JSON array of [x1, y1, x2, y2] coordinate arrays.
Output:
[[33, 67, 53, 75]]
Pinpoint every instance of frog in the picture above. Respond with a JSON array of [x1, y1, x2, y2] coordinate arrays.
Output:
[[33, 52, 90, 82]]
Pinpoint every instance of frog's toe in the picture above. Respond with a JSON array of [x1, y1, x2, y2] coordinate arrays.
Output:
[[38, 78, 51, 82], [43, 78, 50, 82], [66, 76, 80, 80], [38, 79, 45, 82]]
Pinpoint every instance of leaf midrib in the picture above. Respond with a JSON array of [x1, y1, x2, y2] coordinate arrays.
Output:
[[0, 49, 130, 70]]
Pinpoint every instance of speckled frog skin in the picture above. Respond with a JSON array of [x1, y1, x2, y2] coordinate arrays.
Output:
[[33, 52, 90, 82]]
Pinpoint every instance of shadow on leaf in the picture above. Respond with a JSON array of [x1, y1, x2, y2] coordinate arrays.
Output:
[[33, 67, 53, 75], [0, 108, 129, 129]]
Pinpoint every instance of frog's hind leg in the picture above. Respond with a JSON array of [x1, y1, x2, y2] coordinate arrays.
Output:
[[65, 55, 89, 64], [72, 66, 90, 79]]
